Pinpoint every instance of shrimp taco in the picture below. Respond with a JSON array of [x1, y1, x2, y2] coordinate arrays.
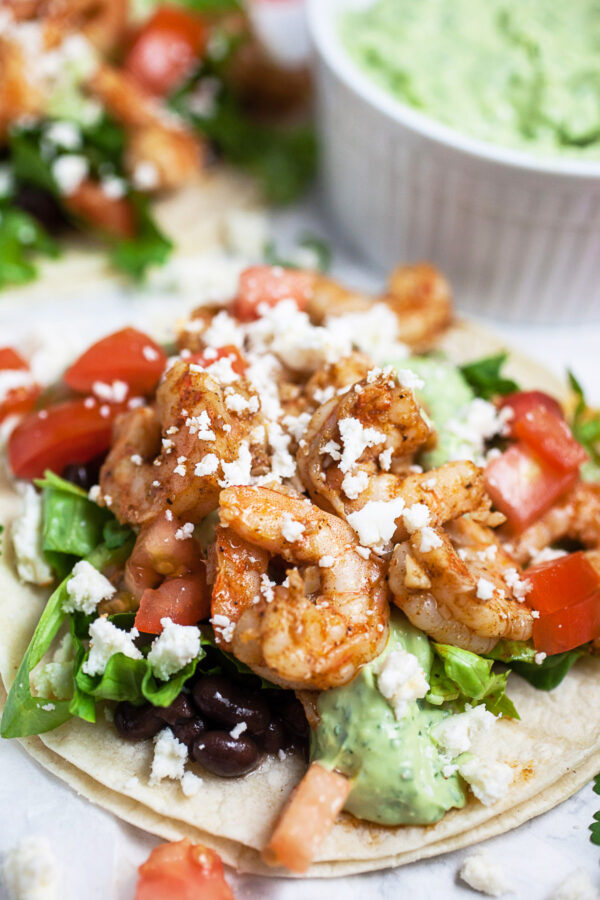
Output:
[[0, 0, 314, 294], [1, 263, 600, 877]]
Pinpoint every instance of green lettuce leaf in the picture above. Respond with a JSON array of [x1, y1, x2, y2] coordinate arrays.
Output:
[[568, 370, 600, 481], [0, 207, 60, 289], [428, 643, 519, 718], [35, 472, 111, 578], [460, 353, 519, 401], [110, 194, 173, 281], [487, 639, 587, 690], [0, 542, 129, 738]]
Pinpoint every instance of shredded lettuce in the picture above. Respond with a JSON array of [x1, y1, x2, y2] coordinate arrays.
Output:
[[428, 642, 519, 718], [460, 353, 519, 400], [568, 370, 600, 481], [0, 207, 60, 289]]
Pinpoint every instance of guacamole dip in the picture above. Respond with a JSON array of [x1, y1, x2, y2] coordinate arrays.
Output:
[[311, 614, 467, 825], [342, 0, 600, 157]]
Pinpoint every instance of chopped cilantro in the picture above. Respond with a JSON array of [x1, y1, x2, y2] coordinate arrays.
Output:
[[590, 774, 600, 846], [568, 370, 600, 479], [0, 207, 60, 289], [460, 353, 519, 400]]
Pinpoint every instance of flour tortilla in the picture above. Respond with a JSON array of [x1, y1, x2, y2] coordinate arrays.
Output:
[[1, 321, 598, 877], [1, 168, 260, 305]]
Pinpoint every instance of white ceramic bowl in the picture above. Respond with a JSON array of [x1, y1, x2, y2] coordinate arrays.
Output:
[[306, 0, 600, 323]]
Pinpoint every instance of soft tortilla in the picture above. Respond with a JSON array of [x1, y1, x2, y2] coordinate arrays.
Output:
[[1, 168, 260, 305], [1, 321, 598, 877]]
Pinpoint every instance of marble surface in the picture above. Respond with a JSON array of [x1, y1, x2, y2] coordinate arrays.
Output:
[[1, 198, 600, 899]]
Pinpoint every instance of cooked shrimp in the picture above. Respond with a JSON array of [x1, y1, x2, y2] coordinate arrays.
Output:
[[88, 64, 203, 190], [306, 265, 452, 351], [3, 0, 127, 52], [304, 352, 372, 406], [390, 518, 533, 648], [298, 370, 432, 516], [0, 36, 44, 136], [100, 360, 266, 525], [510, 482, 600, 564], [212, 486, 389, 690]]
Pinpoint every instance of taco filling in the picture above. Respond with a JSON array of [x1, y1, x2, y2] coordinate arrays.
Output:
[[1, 262, 599, 873]]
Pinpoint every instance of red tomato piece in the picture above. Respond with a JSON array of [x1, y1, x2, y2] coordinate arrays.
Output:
[[65, 180, 136, 239], [0, 347, 41, 423], [125, 6, 208, 97], [233, 266, 314, 322], [64, 328, 166, 396], [188, 345, 247, 376], [485, 443, 578, 533], [8, 398, 125, 480], [135, 571, 210, 634], [512, 405, 587, 473], [499, 390, 564, 427], [524, 551, 600, 615], [533, 589, 600, 655], [135, 839, 234, 900]]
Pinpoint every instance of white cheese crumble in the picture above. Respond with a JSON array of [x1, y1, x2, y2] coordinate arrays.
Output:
[[431, 704, 495, 757], [377, 649, 429, 719], [211, 613, 235, 644], [174, 523, 194, 541], [219, 441, 253, 487], [2, 836, 61, 900], [319, 556, 335, 568], [341, 469, 369, 500], [0, 369, 35, 405], [186, 411, 216, 441], [11, 485, 53, 586], [62, 560, 116, 614], [458, 757, 514, 806], [347, 497, 406, 552], [502, 567, 532, 602], [419, 526, 443, 553], [82, 618, 142, 677], [92, 380, 128, 403], [51, 154, 88, 195], [194, 454, 219, 477], [147, 618, 201, 681], [459, 851, 512, 896], [534, 652, 547, 665], [150, 728, 188, 785], [325, 303, 409, 363], [476, 578, 496, 601], [181, 771, 203, 798], [281, 516, 305, 543], [402, 502, 431, 533], [133, 160, 160, 191], [338, 417, 386, 474], [396, 368, 425, 390], [225, 392, 259, 414], [379, 447, 393, 471], [230, 721, 247, 739], [446, 399, 512, 465]]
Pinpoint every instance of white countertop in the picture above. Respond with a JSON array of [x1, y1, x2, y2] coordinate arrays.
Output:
[[1, 196, 599, 899]]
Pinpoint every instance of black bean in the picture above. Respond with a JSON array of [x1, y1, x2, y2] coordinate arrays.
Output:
[[191, 730, 261, 777], [114, 702, 163, 742], [192, 676, 270, 735], [62, 454, 105, 491], [154, 693, 195, 726], [171, 716, 207, 750], [279, 694, 309, 738], [14, 183, 69, 233], [254, 718, 292, 754]]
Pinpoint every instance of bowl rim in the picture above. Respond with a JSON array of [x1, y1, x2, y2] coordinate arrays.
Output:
[[306, 0, 600, 179]]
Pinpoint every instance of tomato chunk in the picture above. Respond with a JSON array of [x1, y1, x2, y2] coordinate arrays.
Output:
[[135, 571, 210, 634], [512, 405, 587, 473], [8, 398, 124, 480], [524, 551, 600, 615], [485, 443, 578, 533], [188, 345, 247, 376], [125, 6, 208, 97], [263, 763, 351, 873], [65, 180, 136, 239], [499, 390, 564, 427], [64, 328, 166, 396], [233, 266, 314, 322], [533, 590, 600, 655], [135, 839, 234, 900], [0, 347, 41, 423]]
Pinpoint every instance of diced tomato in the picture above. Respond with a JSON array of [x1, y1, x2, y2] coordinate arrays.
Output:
[[8, 398, 125, 480], [135, 839, 234, 900], [188, 345, 247, 376], [0, 347, 41, 423], [533, 589, 600, 655], [233, 266, 314, 322], [512, 405, 587, 473], [485, 442, 578, 533], [64, 328, 166, 396], [524, 551, 600, 616], [125, 6, 208, 97], [499, 390, 564, 427], [65, 180, 136, 239], [125, 515, 202, 599], [135, 571, 210, 633], [262, 763, 351, 873]]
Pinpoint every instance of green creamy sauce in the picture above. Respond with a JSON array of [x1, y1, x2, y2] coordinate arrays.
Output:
[[311, 615, 467, 825], [388, 356, 475, 468], [342, 0, 600, 157]]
